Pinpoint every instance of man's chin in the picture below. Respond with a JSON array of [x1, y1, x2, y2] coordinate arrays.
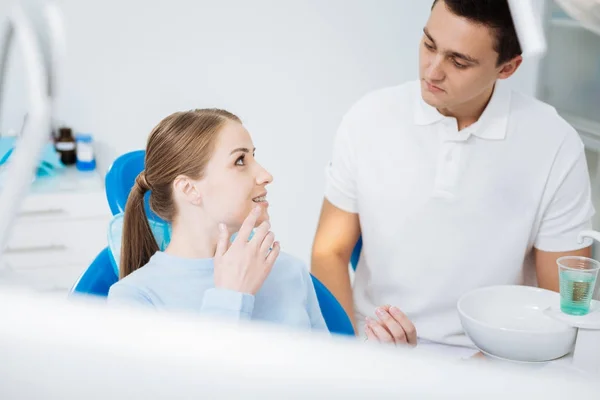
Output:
[[421, 89, 442, 108]]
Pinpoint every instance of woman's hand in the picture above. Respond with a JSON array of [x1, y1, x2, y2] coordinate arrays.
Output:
[[365, 305, 417, 346], [213, 206, 280, 295]]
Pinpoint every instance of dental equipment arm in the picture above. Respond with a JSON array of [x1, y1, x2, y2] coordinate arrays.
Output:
[[578, 230, 600, 244], [0, 0, 64, 261], [507, 0, 600, 59], [554, 0, 600, 35]]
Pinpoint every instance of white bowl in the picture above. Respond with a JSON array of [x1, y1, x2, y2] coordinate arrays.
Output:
[[457, 285, 577, 362]]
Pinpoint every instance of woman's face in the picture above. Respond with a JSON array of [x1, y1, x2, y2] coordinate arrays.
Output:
[[195, 120, 273, 231]]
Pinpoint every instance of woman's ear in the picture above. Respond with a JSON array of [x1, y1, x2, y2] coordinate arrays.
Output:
[[173, 176, 202, 206]]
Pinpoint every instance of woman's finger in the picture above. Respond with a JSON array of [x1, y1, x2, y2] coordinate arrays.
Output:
[[260, 231, 275, 257], [236, 206, 262, 244], [250, 220, 270, 247], [264, 241, 280, 269], [214, 223, 230, 258]]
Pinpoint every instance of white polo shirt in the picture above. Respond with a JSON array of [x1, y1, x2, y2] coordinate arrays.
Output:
[[325, 80, 595, 348]]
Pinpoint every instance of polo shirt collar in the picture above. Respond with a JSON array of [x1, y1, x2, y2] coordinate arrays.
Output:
[[414, 80, 511, 141]]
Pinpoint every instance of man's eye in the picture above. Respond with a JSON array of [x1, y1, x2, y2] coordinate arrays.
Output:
[[453, 60, 467, 69]]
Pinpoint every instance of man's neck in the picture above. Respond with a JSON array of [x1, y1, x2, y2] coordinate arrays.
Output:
[[437, 84, 495, 131]]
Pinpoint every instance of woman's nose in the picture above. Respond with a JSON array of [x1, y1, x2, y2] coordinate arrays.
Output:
[[255, 163, 273, 185]]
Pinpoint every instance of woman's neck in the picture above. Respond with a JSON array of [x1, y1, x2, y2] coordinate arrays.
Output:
[[164, 217, 218, 259]]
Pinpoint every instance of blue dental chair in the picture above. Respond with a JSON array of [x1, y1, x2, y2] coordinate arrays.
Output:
[[350, 236, 361, 271], [104, 149, 161, 222], [71, 151, 355, 336], [70, 247, 117, 297]]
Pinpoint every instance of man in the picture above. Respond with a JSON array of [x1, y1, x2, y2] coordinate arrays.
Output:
[[311, 0, 594, 351]]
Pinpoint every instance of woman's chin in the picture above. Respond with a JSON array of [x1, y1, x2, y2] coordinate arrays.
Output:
[[256, 211, 270, 226], [229, 208, 270, 231]]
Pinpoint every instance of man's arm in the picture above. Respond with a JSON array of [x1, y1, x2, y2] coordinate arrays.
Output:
[[534, 246, 592, 292], [311, 199, 361, 333]]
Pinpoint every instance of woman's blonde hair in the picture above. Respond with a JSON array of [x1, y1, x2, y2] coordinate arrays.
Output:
[[120, 108, 241, 279]]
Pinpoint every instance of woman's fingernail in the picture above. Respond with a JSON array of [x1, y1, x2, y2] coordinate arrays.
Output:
[[253, 206, 262, 215], [376, 308, 386, 317], [218, 223, 226, 232], [390, 306, 401, 316]]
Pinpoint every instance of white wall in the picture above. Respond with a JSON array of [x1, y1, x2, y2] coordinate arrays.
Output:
[[1, 0, 541, 263]]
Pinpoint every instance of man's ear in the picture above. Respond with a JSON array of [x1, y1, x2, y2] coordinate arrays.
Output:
[[498, 55, 523, 80], [173, 176, 202, 206]]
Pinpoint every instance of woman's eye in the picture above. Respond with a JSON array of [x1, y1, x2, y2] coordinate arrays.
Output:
[[424, 42, 434, 51], [235, 155, 245, 166]]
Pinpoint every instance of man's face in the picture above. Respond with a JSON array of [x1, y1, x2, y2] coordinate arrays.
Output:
[[419, 1, 520, 112]]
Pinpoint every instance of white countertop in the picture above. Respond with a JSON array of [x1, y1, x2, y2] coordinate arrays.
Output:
[[25, 167, 104, 194]]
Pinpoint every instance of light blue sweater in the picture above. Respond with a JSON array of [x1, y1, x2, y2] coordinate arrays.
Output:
[[107, 251, 327, 332]]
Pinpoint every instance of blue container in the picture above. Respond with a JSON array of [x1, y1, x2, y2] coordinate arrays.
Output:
[[76, 134, 96, 171]]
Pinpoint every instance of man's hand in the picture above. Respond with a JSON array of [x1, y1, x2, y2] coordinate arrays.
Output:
[[365, 305, 417, 346]]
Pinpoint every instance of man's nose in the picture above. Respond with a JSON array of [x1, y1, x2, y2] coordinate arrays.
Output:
[[425, 56, 445, 82]]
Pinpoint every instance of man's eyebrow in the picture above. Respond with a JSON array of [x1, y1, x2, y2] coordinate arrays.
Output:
[[423, 28, 479, 65], [449, 51, 479, 64], [423, 28, 435, 44]]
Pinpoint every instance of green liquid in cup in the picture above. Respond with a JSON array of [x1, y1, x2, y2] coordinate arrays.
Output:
[[559, 270, 595, 316]]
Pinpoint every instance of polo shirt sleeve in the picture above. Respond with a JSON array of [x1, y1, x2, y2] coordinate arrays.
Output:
[[534, 136, 595, 252], [325, 112, 359, 213]]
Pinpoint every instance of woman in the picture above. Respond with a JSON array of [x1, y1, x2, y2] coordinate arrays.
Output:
[[108, 108, 326, 331]]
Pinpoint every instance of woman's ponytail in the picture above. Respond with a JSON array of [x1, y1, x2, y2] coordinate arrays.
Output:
[[120, 172, 159, 279]]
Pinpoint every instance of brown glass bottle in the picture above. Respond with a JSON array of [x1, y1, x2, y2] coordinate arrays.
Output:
[[55, 127, 77, 165]]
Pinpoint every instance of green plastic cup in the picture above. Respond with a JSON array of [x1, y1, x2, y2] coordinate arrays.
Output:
[[557, 256, 600, 316]]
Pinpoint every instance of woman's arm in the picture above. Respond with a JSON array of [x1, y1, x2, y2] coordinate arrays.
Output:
[[108, 283, 255, 321], [107, 283, 154, 306], [200, 288, 255, 321]]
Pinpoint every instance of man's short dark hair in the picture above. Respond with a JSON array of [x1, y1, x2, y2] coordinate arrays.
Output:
[[431, 0, 522, 65]]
